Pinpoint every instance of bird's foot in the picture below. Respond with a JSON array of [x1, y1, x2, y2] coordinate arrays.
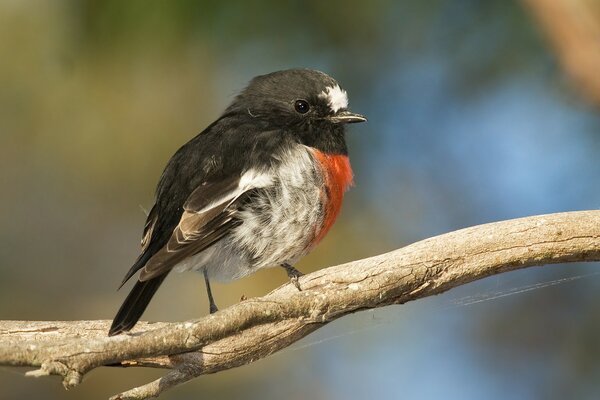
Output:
[[281, 263, 304, 291]]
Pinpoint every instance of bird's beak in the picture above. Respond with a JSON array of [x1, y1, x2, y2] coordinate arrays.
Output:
[[328, 110, 367, 124]]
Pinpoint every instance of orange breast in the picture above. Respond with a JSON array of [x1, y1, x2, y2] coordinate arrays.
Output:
[[311, 149, 354, 246]]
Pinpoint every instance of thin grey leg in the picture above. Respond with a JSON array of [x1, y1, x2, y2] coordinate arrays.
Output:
[[203, 269, 218, 314]]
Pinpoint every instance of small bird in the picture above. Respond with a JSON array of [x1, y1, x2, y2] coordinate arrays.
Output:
[[109, 69, 366, 336]]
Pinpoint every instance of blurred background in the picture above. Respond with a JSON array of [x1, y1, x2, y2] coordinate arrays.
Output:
[[1, 0, 600, 399]]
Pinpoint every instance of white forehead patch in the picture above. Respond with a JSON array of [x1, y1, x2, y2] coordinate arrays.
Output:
[[319, 84, 348, 113]]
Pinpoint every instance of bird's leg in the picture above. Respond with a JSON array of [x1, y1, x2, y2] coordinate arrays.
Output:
[[281, 263, 303, 291], [203, 269, 219, 314]]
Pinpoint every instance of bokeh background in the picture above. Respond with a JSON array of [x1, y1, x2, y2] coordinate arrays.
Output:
[[1, 0, 600, 399]]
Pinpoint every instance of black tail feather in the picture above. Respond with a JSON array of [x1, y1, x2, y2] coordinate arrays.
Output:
[[118, 249, 154, 290], [108, 274, 167, 336]]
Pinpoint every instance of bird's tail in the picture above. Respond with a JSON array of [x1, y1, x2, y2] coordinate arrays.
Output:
[[108, 275, 167, 336]]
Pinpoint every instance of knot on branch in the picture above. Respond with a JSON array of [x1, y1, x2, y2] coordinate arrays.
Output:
[[26, 360, 83, 389]]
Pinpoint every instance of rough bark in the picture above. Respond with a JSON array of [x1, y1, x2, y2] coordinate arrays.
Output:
[[1, 210, 600, 399]]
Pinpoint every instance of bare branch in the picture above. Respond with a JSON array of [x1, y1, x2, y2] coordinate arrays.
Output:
[[1, 210, 600, 399]]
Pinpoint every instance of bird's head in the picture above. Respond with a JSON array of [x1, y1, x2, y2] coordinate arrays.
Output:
[[225, 69, 366, 153]]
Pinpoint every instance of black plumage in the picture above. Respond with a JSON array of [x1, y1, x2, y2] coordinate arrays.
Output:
[[109, 69, 365, 336]]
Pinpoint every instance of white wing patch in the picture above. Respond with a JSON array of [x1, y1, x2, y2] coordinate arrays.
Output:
[[194, 169, 273, 215], [319, 84, 348, 113], [238, 169, 273, 191]]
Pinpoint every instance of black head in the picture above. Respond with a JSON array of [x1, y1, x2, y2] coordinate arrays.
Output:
[[224, 69, 366, 154]]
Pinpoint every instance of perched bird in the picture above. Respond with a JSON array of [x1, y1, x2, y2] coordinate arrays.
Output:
[[109, 69, 366, 336]]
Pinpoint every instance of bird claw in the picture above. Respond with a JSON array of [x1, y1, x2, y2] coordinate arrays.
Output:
[[290, 275, 302, 291], [282, 263, 304, 291]]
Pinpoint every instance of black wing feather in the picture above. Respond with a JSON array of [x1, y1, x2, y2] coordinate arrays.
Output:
[[118, 205, 158, 288], [138, 205, 242, 281], [117, 174, 241, 288], [110, 115, 283, 336], [110, 174, 250, 335]]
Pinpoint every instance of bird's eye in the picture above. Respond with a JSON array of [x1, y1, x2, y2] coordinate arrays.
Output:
[[294, 100, 310, 114]]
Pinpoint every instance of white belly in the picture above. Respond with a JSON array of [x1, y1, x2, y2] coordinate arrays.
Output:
[[174, 145, 325, 282]]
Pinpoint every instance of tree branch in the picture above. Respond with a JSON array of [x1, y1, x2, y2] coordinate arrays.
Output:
[[1, 210, 600, 399]]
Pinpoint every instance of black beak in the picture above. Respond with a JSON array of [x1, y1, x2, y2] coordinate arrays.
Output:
[[328, 110, 367, 124]]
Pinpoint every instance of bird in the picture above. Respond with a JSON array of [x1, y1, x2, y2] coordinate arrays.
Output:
[[109, 69, 366, 336]]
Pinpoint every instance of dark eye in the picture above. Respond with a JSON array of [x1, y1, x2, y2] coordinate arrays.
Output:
[[294, 100, 310, 114]]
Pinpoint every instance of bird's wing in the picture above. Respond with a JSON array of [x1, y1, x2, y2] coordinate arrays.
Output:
[[118, 202, 160, 288], [140, 204, 158, 253], [137, 169, 273, 282]]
